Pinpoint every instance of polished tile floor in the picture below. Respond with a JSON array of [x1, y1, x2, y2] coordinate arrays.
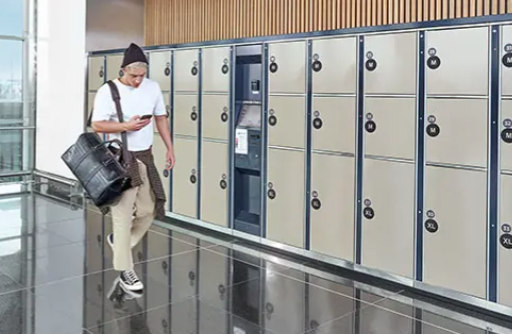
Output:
[[0, 195, 510, 334]]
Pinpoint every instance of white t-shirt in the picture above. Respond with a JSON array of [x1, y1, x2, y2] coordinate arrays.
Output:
[[92, 78, 166, 151]]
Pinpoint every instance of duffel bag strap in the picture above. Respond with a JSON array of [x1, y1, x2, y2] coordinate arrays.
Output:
[[106, 80, 130, 166]]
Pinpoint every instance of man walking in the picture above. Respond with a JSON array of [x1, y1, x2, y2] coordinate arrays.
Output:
[[91, 43, 175, 292]]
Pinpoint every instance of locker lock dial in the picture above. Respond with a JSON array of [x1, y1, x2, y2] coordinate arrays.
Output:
[[269, 61, 278, 73], [268, 188, 276, 199], [191, 66, 198, 76], [269, 115, 277, 126], [191, 109, 198, 121], [190, 170, 197, 184], [99, 67, 104, 78], [221, 108, 229, 122], [164, 66, 171, 76], [220, 179, 227, 189], [221, 64, 229, 74]]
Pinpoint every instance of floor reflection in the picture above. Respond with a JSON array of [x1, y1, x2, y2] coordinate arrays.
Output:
[[0, 195, 508, 334]]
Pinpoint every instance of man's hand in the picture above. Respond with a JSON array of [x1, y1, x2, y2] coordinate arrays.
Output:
[[165, 149, 175, 170], [125, 115, 151, 131]]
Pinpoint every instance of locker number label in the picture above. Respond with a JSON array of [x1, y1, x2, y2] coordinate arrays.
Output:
[[313, 118, 323, 129], [427, 124, 440, 137], [502, 224, 511, 233], [365, 121, 377, 133], [500, 234, 512, 249], [503, 54, 512, 68], [312, 60, 322, 72], [503, 119, 512, 128], [425, 219, 439, 233], [365, 59, 377, 71], [505, 44, 512, 53], [269, 62, 278, 73], [363, 207, 375, 220], [311, 198, 321, 210], [427, 56, 441, 70], [501, 129, 512, 143]]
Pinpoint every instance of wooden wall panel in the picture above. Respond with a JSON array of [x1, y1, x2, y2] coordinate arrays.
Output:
[[145, 0, 511, 46]]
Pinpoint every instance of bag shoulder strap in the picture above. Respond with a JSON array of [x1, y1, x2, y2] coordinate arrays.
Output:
[[106, 80, 130, 161]]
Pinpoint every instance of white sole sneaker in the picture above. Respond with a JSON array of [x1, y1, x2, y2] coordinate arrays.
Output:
[[119, 270, 144, 292]]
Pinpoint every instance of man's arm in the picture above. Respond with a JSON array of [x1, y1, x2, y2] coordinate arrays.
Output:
[[155, 115, 173, 151]]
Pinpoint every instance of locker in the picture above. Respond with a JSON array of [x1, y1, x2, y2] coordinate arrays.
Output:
[[87, 93, 96, 133], [364, 97, 416, 160], [424, 166, 487, 298], [268, 41, 307, 94], [171, 137, 198, 218], [501, 25, 512, 96], [307, 276, 355, 334], [174, 94, 199, 137], [199, 246, 229, 333], [201, 141, 229, 227], [425, 27, 489, 96], [500, 99, 512, 171], [202, 46, 231, 93], [153, 92, 170, 132], [267, 148, 305, 248], [425, 98, 488, 168], [201, 94, 229, 141], [174, 49, 200, 92], [499, 174, 512, 308], [362, 159, 415, 278], [149, 50, 172, 91], [310, 153, 355, 261], [152, 134, 170, 211], [312, 96, 356, 154], [268, 96, 306, 149], [311, 37, 358, 94], [264, 268, 306, 333], [88, 56, 104, 91], [106, 54, 124, 81], [364, 32, 417, 95]]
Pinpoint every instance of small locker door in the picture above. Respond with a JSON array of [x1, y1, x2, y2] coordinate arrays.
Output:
[[202, 46, 231, 93], [268, 41, 306, 94], [149, 50, 172, 91], [266, 148, 305, 248], [500, 99, 512, 171], [171, 137, 198, 218], [499, 174, 512, 307], [201, 141, 229, 227], [174, 94, 199, 137], [106, 54, 123, 81], [174, 49, 200, 93], [88, 56, 105, 91], [152, 134, 170, 211], [267, 96, 306, 149], [202, 95, 230, 141]]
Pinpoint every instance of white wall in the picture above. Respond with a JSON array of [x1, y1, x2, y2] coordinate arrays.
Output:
[[35, 0, 87, 179]]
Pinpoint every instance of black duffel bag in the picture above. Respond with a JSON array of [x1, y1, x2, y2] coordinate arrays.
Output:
[[62, 80, 132, 208]]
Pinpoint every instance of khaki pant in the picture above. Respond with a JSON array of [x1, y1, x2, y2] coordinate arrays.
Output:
[[110, 160, 155, 271]]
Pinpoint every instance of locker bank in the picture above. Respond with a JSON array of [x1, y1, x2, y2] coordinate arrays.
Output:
[[82, 12, 512, 323]]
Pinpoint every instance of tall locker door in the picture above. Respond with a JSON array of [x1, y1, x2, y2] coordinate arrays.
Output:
[[88, 56, 104, 90], [146, 232, 171, 333], [268, 41, 306, 94], [202, 46, 230, 93], [106, 54, 124, 81], [199, 246, 229, 333], [424, 166, 487, 298], [502, 25, 512, 96], [172, 137, 198, 218], [174, 49, 200, 93], [153, 134, 170, 211], [171, 236, 198, 334], [425, 27, 489, 96], [201, 141, 229, 227], [310, 153, 355, 261], [149, 50, 172, 91], [364, 32, 417, 95], [362, 159, 415, 278], [202, 95, 229, 141], [266, 148, 305, 248], [311, 37, 357, 94], [499, 175, 512, 308], [500, 100, 512, 171], [267, 96, 306, 149], [174, 95, 199, 137]]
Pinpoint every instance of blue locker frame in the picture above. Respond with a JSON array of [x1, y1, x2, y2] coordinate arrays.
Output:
[[86, 14, 512, 315]]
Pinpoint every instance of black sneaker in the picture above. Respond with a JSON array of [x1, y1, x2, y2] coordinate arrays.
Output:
[[119, 270, 144, 291]]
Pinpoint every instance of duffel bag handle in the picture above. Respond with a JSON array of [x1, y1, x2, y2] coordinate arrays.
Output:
[[95, 139, 123, 158]]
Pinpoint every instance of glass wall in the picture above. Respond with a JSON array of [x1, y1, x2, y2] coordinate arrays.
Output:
[[0, 0, 35, 184]]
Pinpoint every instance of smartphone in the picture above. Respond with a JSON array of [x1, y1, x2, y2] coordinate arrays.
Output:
[[140, 114, 153, 120]]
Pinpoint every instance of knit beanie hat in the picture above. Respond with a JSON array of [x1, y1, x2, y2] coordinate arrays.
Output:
[[121, 43, 148, 68]]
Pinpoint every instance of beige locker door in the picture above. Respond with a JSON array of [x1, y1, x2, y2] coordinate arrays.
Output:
[[267, 148, 305, 248], [202, 94, 229, 141], [424, 166, 487, 298], [88, 57, 104, 91], [106, 54, 123, 81], [364, 97, 416, 161], [87, 93, 96, 133], [310, 153, 355, 261], [312, 96, 356, 154], [174, 49, 199, 93], [364, 32, 418, 95], [202, 46, 231, 93], [425, 98, 488, 168], [425, 27, 489, 96], [268, 41, 307, 94], [201, 141, 229, 227], [172, 137, 198, 218], [502, 25, 512, 97], [362, 159, 415, 278], [199, 247, 228, 333], [311, 37, 358, 94], [149, 50, 172, 91], [268, 96, 306, 149], [152, 134, 170, 212], [499, 174, 512, 308], [500, 100, 512, 171], [174, 94, 199, 137]]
